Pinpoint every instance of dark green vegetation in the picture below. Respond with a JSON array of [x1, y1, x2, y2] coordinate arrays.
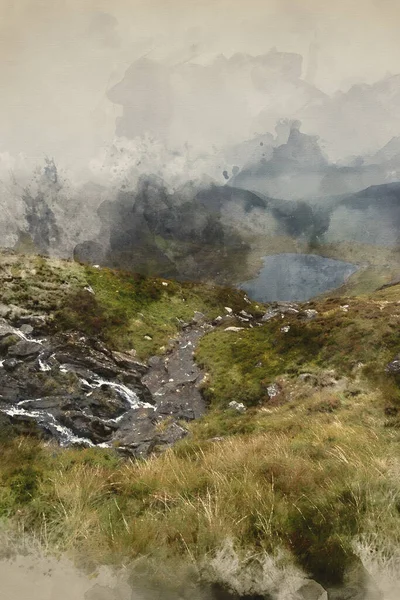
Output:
[[0, 251, 400, 588], [196, 293, 400, 410], [0, 251, 261, 359]]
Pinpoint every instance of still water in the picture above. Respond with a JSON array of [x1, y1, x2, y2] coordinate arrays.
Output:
[[239, 253, 358, 302]]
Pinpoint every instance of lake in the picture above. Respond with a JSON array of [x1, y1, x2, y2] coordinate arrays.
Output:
[[239, 253, 358, 302]]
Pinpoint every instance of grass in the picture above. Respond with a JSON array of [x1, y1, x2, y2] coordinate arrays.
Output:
[[0, 250, 262, 359], [0, 393, 399, 587], [196, 291, 400, 409], [311, 241, 400, 297], [1, 251, 400, 590]]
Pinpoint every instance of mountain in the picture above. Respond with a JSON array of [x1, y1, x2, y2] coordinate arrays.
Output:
[[326, 182, 400, 247], [230, 122, 399, 200], [300, 73, 400, 159]]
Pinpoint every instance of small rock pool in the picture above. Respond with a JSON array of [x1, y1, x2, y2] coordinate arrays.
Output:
[[239, 253, 358, 302]]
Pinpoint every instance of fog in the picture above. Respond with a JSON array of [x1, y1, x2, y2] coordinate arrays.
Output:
[[1, 0, 400, 285], [1, 0, 400, 168]]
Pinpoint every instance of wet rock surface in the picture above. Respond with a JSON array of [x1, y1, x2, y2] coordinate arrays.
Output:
[[0, 301, 329, 457], [0, 313, 214, 457]]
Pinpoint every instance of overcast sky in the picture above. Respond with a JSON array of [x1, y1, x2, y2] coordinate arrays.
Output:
[[1, 0, 400, 166]]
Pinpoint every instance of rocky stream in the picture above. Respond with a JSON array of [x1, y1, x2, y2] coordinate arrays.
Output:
[[0, 311, 215, 456]]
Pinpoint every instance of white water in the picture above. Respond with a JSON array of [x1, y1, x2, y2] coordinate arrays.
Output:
[[13, 328, 45, 345], [77, 373, 154, 410], [38, 356, 51, 371], [3, 405, 96, 447], [0, 363, 153, 448], [1, 369, 154, 448], [0, 325, 154, 447]]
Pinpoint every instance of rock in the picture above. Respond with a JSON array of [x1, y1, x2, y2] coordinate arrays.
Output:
[[276, 302, 300, 314], [303, 309, 318, 320], [112, 351, 148, 373], [0, 303, 29, 319], [7, 340, 42, 358], [0, 313, 209, 455], [267, 383, 281, 399], [228, 401, 246, 413], [148, 355, 163, 368], [193, 311, 206, 324], [156, 422, 188, 448], [59, 412, 116, 444], [262, 308, 280, 321], [144, 335, 152, 341], [224, 307, 233, 314], [326, 561, 383, 600], [386, 356, 400, 374], [19, 324, 34, 335], [125, 348, 137, 357], [262, 303, 300, 321], [3, 358, 19, 372], [224, 327, 244, 332], [296, 580, 327, 600], [0, 324, 15, 340], [213, 315, 233, 326], [17, 314, 47, 326]]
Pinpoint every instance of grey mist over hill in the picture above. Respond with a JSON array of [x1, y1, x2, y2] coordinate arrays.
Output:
[[1, 0, 400, 294]]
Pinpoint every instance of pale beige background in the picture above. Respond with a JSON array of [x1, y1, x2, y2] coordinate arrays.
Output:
[[0, 0, 399, 168]]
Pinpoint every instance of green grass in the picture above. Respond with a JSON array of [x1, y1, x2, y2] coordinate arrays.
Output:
[[1, 251, 400, 588], [0, 393, 399, 586], [196, 292, 400, 409], [57, 266, 262, 358], [0, 251, 262, 359]]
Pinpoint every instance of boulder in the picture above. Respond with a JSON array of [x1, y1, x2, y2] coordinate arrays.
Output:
[[112, 351, 148, 373], [386, 356, 400, 374], [193, 311, 206, 324], [7, 340, 42, 358], [0, 324, 15, 340], [228, 401, 247, 413], [296, 580, 327, 600], [2, 358, 19, 372]]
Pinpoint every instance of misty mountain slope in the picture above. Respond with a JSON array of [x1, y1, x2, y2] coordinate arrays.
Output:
[[325, 182, 400, 246], [300, 73, 400, 159], [0, 252, 399, 598], [230, 122, 399, 200], [74, 175, 340, 285], [5, 150, 398, 301]]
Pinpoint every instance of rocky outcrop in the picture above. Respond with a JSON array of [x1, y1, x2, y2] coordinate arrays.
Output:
[[0, 312, 213, 457]]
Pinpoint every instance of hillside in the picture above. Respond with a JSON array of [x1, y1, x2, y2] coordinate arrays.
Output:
[[0, 251, 399, 599]]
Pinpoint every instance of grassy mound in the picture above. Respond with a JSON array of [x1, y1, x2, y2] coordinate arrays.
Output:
[[196, 291, 400, 411], [0, 251, 261, 358]]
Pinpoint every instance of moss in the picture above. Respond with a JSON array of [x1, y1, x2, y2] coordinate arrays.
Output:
[[53, 264, 261, 359], [197, 289, 400, 409]]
